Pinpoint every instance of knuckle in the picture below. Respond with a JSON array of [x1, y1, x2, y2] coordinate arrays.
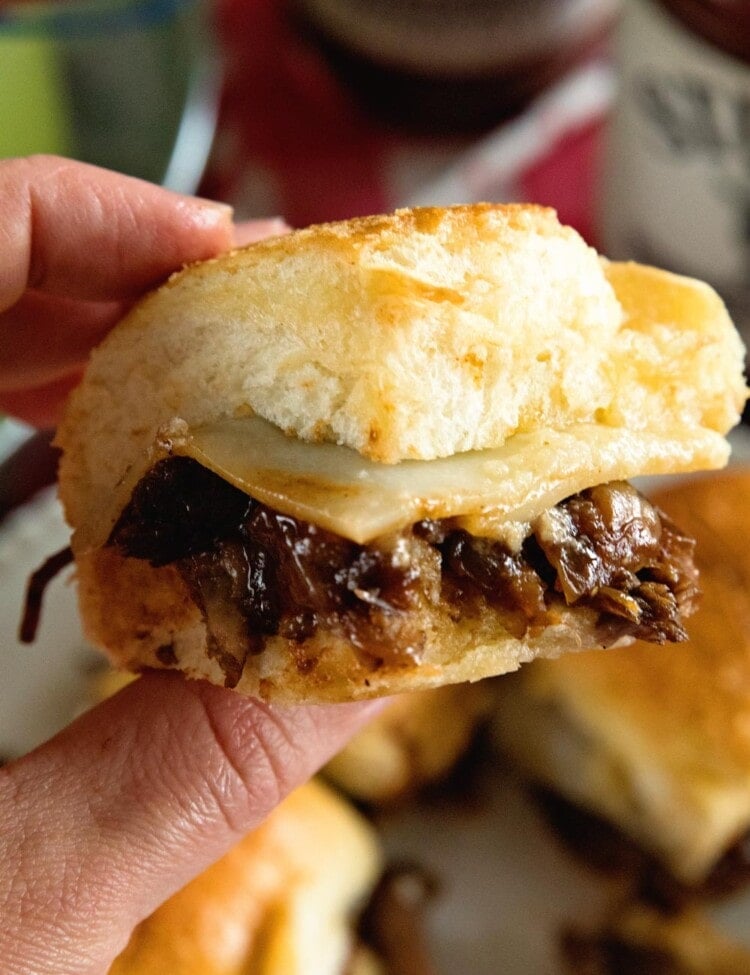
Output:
[[196, 696, 302, 832]]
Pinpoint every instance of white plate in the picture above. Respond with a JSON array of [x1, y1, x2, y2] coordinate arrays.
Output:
[[2, 440, 750, 972], [0, 488, 100, 757]]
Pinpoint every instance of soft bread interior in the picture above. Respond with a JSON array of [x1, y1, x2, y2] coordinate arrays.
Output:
[[108, 779, 381, 975], [57, 205, 746, 550], [493, 469, 750, 884]]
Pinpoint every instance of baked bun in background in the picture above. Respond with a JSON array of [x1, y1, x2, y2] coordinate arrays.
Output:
[[55, 204, 747, 703], [108, 779, 382, 975], [323, 682, 493, 805], [492, 470, 750, 895], [563, 899, 750, 975]]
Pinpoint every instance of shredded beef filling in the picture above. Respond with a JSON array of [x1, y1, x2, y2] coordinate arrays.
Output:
[[109, 457, 699, 683]]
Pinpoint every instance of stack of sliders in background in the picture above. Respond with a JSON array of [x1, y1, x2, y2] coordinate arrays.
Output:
[[492, 470, 750, 970], [563, 900, 750, 975], [51, 203, 747, 702]]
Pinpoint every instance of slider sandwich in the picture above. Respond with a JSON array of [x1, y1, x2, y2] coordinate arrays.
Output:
[[54, 204, 747, 702], [493, 471, 750, 899]]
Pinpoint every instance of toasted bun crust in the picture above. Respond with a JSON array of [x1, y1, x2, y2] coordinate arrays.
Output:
[[54, 204, 747, 703], [493, 469, 750, 883], [57, 204, 746, 536], [109, 780, 381, 975]]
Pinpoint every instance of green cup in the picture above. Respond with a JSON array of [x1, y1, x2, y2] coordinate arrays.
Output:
[[0, 0, 220, 192]]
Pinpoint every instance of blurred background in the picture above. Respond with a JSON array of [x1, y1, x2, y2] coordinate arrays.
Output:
[[3, 0, 750, 328], [3, 0, 750, 347]]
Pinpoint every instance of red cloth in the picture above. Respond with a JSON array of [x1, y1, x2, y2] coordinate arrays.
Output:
[[201, 0, 604, 239]]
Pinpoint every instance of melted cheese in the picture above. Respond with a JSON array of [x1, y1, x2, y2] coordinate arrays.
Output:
[[170, 415, 728, 545]]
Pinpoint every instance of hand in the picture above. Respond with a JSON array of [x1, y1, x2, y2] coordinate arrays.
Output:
[[0, 155, 286, 427], [0, 156, 383, 975]]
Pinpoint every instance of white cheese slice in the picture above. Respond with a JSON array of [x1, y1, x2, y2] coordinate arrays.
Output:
[[171, 415, 729, 545]]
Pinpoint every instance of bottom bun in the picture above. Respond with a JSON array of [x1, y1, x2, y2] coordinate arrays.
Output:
[[76, 546, 633, 704]]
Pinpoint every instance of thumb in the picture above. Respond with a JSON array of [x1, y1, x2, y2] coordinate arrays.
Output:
[[0, 672, 383, 975]]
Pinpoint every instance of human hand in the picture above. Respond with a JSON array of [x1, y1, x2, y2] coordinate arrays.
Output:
[[0, 156, 383, 975], [0, 155, 285, 427]]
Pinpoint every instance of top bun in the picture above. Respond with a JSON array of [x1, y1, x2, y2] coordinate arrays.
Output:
[[57, 204, 746, 537]]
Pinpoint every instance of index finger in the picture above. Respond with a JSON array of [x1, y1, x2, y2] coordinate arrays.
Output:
[[0, 156, 235, 310], [0, 673, 384, 974]]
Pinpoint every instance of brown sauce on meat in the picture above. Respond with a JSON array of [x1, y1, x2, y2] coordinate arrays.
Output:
[[109, 458, 699, 685]]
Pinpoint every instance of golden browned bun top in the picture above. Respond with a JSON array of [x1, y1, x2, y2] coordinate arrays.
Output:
[[108, 779, 381, 975], [56, 203, 746, 546]]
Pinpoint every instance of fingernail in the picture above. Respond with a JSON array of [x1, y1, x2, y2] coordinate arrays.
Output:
[[233, 218, 291, 246], [264, 217, 291, 233], [184, 198, 235, 229], [195, 196, 234, 214]]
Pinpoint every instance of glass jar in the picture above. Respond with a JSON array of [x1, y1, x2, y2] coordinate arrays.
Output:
[[288, 0, 618, 133], [599, 0, 750, 342]]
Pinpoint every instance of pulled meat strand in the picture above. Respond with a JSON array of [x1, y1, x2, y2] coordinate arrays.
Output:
[[19, 546, 74, 643], [109, 458, 699, 684]]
